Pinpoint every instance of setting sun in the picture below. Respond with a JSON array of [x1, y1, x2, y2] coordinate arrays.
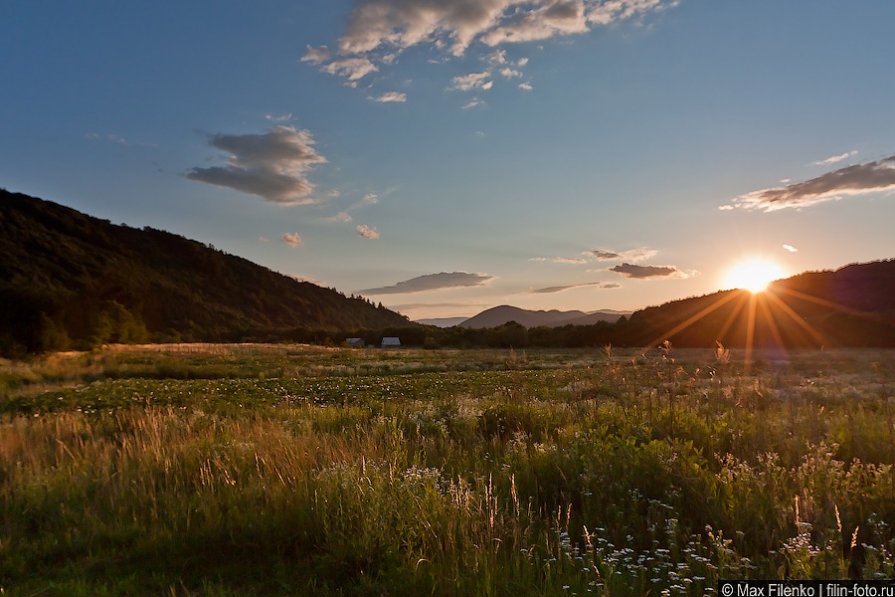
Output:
[[723, 259, 786, 293]]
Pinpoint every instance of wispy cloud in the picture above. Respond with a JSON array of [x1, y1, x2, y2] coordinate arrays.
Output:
[[529, 256, 588, 264], [361, 192, 379, 205], [725, 155, 895, 212], [86, 132, 129, 146], [590, 247, 658, 262], [782, 244, 798, 253], [814, 150, 858, 166], [187, 126, 327, 204], [518, 82, 533, 91], [356, 224, 380, 239], [609, 263, 692, 279], [361, 272, 493, 295], [300, 45, 331, 65], [531, 281, 621, 293], [389, 301, 489, 310], [462, 97, 487, 110], [264, 113, 293, 122], [321, 211, 352, 223], [281, 232, 303, 247], [322, 57, 379, 83], [369, 91, 407, 103]]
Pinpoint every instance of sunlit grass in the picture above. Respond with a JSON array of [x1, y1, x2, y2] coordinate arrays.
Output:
[[1, 345, 894, 594]]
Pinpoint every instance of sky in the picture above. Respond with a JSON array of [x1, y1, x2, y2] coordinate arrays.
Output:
[[2, 0, 895, 321]]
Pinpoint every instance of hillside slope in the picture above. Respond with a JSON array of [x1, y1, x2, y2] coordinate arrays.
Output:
[[0, 189, 409, 354], [618, 261, 895, 348]]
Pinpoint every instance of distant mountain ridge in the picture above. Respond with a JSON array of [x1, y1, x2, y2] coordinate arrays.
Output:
[[459, 305, 630, 329], [415, 262, 895, 348], [0, 189, 410, 354]]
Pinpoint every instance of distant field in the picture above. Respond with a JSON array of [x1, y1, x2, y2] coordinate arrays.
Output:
[[1, 345, 894, 595]]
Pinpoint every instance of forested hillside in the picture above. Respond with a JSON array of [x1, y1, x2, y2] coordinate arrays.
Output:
[[0, 189, 409, 355]]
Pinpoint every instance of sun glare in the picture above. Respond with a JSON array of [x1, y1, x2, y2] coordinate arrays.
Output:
[[723, 259, 785, 293]]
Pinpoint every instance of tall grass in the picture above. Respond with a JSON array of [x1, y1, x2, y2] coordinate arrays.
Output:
[[1, 347, 894, 594]]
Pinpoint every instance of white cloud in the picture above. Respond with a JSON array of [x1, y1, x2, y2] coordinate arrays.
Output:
[[306, 0, 673, 91], [361, 192, 379, 205], [499, 67, 523, 78], [281, 232, 303, 247], [356, 224, 380, 239], [814, 150, 858, 166], [518, 82, 533, 91], [322, 57, 379, 81], [187, 126, 327, 204], [486, 49, 508, 64], [337, 0, 670, 57], [782, 244, 798, 253], [264, 113, 293, 122], [451, 71, 493, 91], [726, 155, 895, 212], [462, 97, 487, 110], [478, 0, 588, 47], [368, 91, 407, 103]]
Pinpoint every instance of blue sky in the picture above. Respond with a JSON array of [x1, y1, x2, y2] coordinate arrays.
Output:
[[3, 1, 895, 320]]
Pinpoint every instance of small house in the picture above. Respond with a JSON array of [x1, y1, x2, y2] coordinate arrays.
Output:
[[381, 337, 401, 348], [345, 337, 365, 348]]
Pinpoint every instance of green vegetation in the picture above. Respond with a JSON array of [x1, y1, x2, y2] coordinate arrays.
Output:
[[2, 345, 894, 595], [4, 190, 895, 359], [0, 190, 409, 356]]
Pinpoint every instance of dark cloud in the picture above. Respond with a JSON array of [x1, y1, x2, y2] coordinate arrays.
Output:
[[187, 126, 326, 204], [610, 263, 680, 279], [361, 272, 493, 295], [727, 155, 895, 212]]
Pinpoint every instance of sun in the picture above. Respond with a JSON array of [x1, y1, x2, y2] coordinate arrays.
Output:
[[723, 258, 785, 293]]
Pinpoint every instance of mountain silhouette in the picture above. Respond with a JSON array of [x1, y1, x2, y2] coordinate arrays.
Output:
[[460, 305, 629, 329]]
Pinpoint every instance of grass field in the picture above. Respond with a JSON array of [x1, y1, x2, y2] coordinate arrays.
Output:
[[2, 344, 894, 595]]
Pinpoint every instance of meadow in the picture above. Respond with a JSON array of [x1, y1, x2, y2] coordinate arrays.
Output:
[[1, 343, 894, 595]]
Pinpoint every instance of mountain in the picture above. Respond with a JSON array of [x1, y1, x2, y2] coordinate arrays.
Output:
[[460, 305, 629, 329], [618, 260, 895, 348], [0, 189, 410, 355], [415, 317, 470, 328]]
